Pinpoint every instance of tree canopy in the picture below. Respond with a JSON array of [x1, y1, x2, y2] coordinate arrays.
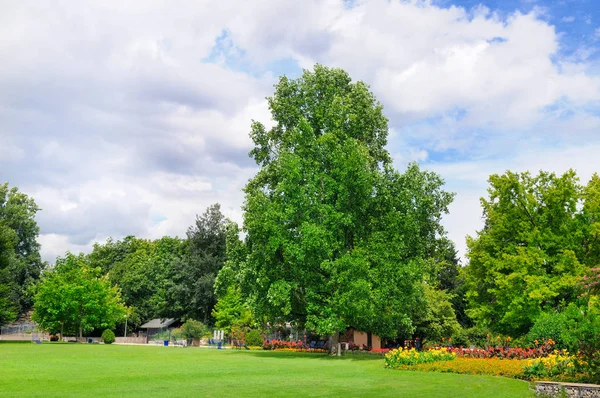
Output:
[[464, 170, 600, 335], [225, 65, 453, 343], [0, 183, 43, 326], [32, 253, 126, 338], [167, 204, 228, 323]]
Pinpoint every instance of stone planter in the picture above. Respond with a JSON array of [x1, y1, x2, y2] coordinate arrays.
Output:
[[534, 381, 600, 397]]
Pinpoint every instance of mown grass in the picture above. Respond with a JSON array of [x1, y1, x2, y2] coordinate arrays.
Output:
[[0, 344, 533, 397]]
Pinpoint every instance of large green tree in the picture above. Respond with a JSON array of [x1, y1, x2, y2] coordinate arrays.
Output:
[[231, 65, 453, 348], [94, 236, 183, 329], [167, 204, 228, 323], [0, 183, 43, 325], [464, 170, 599, 336], [33, 253, 126, 339]]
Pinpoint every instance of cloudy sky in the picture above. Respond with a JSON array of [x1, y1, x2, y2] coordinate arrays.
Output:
[[1, 0, 599, 263]]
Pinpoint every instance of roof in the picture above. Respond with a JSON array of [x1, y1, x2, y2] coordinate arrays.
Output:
[[139, 318, 177, 329]]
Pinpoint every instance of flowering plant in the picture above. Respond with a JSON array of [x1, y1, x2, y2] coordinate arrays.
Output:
[[524, 350, 579, 381], [385, 348, 456, 368]]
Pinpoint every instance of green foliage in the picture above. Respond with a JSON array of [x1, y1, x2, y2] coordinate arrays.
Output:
[[464, 170, 598, 336], [89, 236, 183, 330], [181, 319, 206, 340], [32, 253, 127, 337], [0, 183, 43, 325], [527, 312, 568, 349], [212, 287, 252, 333], [560, 303, 600, 383], [102, 329, 116, 344], [167, 204, 227, 323], [233, 65, 453, 342], [245, 330, 263, 346], [412, 284, 461, 344]]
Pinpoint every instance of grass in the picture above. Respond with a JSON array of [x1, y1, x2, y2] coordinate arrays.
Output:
[[0, 344, 533, 397]]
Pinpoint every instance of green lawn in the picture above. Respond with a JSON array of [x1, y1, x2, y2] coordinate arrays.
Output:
[[0, 344, 533, 397]]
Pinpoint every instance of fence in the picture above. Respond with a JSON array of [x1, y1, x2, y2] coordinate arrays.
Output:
[[0, 332, 50, 341], [115, 337, 147, 344]]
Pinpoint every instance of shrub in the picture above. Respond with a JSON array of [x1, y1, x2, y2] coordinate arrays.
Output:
[[245, 330, 263, 347], [181, 319, 206, 340], [527, 312, 567, 349], [462, 326, 490, 348], [385, 348, 456, 368], [102, 329, 115, 344]]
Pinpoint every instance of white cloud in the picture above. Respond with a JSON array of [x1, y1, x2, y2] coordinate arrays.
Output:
[[0, 0, 599, 264]]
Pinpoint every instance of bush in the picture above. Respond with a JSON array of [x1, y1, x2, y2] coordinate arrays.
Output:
[[181, 319, 206, 340], [463, 326, 490, 348], [245, 330, 263, 347], [527, 312, 567, 349], [102, 329, 115, 344]]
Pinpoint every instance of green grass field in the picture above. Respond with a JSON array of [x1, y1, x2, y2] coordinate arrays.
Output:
[[0, 344, 533, 397]]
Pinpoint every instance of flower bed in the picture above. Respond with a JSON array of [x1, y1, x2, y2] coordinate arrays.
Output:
[[385, 348, 456, 368], [524, 351, 588, 382], [448, 346, 549, 360], [392, 357, 528, 379], [262, 340, 328, 353]]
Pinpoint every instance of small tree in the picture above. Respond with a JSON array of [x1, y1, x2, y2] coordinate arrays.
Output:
[[33, 253, 126, 339], [181, 319, 206, 340], [212, 286, 252, 334]]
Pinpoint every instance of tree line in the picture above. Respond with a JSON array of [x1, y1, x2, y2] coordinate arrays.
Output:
[[1, 65, 598, 353]]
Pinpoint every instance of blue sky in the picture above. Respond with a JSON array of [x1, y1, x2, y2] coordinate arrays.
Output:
[[1, 0, 599, 262]]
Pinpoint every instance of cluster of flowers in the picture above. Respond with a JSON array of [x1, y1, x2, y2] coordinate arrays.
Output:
[[396, 357, 528, 379], [262, 340, 305, 350], [370, 348, 390, 354], [384, 348, 456, 368], [446, 338, 557, 360], [524, 351, 580, 381], [262, 340, 327, 353]]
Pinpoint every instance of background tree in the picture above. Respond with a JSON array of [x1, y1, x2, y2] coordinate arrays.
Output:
[[0, 183, 43, 324], [464, 170, 596, 336], [33, 253, 126, 338], [0, 222, 18, 325], [412, 283, 462, 344], [229, 65, 453, 350], [212, 286, 253, 334], [167, 204, 227, 323], [94, 236, 183, 329]]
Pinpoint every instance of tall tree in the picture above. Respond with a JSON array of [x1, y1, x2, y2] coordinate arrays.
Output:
[[33, 253, 126, 339], [87, 236, 183, 329], [0, 222, 18, 325], [0, 183, 43, 324], [464, 170, 596, 335], [168, 204, 227, 323], [232, 65, 453, 348]]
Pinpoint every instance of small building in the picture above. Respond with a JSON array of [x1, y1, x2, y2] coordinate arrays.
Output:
[[340, 327, 381, 350], [139, 318, 178, 342]]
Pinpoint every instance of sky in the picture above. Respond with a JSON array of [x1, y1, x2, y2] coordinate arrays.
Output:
[[1, 0, 599, 264]]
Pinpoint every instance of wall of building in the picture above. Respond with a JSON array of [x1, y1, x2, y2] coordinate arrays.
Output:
[[352, 331, 381, 349]]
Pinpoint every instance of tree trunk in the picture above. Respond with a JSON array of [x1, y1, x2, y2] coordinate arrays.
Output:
[[79, 324, 83, 341], [60, 322, 64, 341], [329, 332, 339, 355]]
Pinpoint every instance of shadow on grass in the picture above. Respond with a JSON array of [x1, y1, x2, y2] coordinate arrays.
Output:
[[0, 340, 33, 344]]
